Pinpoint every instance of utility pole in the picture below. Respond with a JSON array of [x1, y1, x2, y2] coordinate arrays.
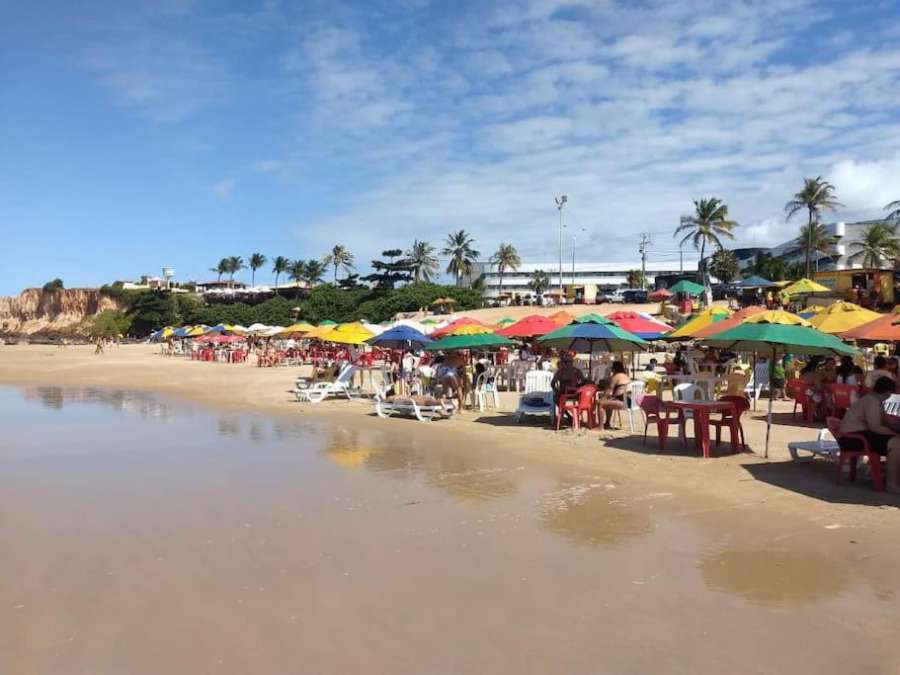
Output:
[[679, 250, 684, 273], [555, 195, 567, 304], [638, 233, 651, 290]]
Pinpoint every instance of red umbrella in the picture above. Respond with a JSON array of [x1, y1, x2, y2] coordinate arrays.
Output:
[[840, 310, 900, 342], [496, 314, 562, 338], [691, 306, 766, 339], [649, 288, 673, 301], [197, 334, 246, 344], [605, 311, 672, 339], [430, 316, 486, 338]]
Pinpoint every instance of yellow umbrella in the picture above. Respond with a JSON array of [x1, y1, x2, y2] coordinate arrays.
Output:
[[322, 322, 374, 345], [781, 278, 830, 295], [667, 306, 732, 339], [304, 324, 337, 340], [186, 325, 207, 337], [807, 301, 881, 334], [159, 326, 175, 338], [443, 323, 494, 336], [743, 309, 812, 327], [277, 322, 315, 337]]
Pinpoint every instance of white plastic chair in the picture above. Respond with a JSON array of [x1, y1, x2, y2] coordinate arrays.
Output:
[[748, 361, 770, 403], [472, 371, 500, 412], [514, 370, 554, 423], [621, 380, 645, 433]]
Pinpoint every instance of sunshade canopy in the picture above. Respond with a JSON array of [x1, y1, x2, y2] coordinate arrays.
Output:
[[318, 319, 337, 326], [735, 275, 778, 288], [574, 313, 613, 324], [807, 301, 881, 334], [496, 315, 561, 338], [430, 317, 485, 338], [666, 307, 732, 339], [367, 325, 433, 350], [781, 278, 830, 295], [276, 322, 315, 337], [549, 310, 576, 324], [605, 311, 671, 339], [538, 317, 648, 353], [649, 288, 673, 299], [702, 310, 857, 357], [669, 280, 705, 295], [323, 322, 375, 345], [690, 306, 765, 339], [426, 333, 516, 351], [840, 308, 900, 342]]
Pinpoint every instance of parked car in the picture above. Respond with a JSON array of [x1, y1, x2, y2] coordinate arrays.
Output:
[[608, 289, 626, 303], [622, 289, 649, 304]]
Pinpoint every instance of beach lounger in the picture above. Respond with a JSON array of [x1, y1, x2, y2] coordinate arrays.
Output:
[[296, 365, 360, 403], [374, 393, 455, 422], [293, 363, 350, 400], [787, 428, 839, 461], [514, 370, 555, 423]]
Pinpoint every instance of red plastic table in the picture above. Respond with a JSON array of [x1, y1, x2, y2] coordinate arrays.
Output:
[[661, 400, 737, 458]]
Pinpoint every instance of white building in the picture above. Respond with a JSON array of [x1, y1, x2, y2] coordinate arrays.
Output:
[[472, 260, 699, 300]]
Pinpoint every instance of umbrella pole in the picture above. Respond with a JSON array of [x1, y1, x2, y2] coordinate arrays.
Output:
[[589, 342, 594, 381], [752, 351, 757, 411], [764, 346, 774, 458]]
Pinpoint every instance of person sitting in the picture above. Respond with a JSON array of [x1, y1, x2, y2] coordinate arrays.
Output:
[[835, 355, 855, 385], [551, 352, 586, 407], [838, 376, 900, 492], [800, 357, 826, 420], [864, 356, 895, 389], [597, 361, 631, 430], [644, 358, 658, 373]]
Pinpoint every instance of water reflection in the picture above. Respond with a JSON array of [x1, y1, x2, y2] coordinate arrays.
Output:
[[537, 483, 652, 547], [21, 386, 181, 420], [700, 548, 850, 608]]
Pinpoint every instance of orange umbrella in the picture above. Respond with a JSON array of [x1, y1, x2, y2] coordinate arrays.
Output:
[[840, 309, 900, 342], [430, 316, 486, 338], [496, 315, 561, 338], [549, 310, 575, 325], [691, 306, 766, 339]]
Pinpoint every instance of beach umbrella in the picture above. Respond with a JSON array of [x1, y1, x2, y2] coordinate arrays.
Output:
[[840, 309, 900, 343], [185, 325, 209, 337], [304, 324, 337, 340], [431, 316, 486, 338], [538, 317, 649, 353], [781, 278, 830, 296], [367, 325, 433, 350], [735, 275, 778, 289], [445, 323, 495, 336], [702, 309, 858, 457], [666, 306, 732, 340], [426, 332, 516, 351], [390, 318, 430, 335], [431, 297, 458, 307], [605, 311, 672, 339], [649, 288, 673, 301], [573, 313, 613, 324], [549, 310, 576, 325], [496, 314, 561, 338], [669, 279, 705, 296], [495, 317, 517, 327], [322, 322, 374, 345], [690, 306, 766, 339], [276, 322, 315, 338], [172, 326, 193, 338], [807, 301, 881, 335], [318, 320, 337, 326]]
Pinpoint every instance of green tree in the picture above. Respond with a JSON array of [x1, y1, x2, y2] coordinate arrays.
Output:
[[442, 230, 480, 286], [288, 260, 307, 298], [626, 269, 646, 288], [407, 240, 439, 284], [90, 309, 132, 337], [42, 278, 64, 293], [528, 269, 550, 304], [849, 222, 900, 269], [674, 197, 737, 290], [272, 256, 291, 289], [249, 253, 267, 287], [491, 243, 521, 298], [210, 258, 229, 283], [708, 248, 740, 283], [303, 259, 327, 287], [886, 200, 900, 224], [785, 176, 843, 277], [225, 256, 245, 286], [362, 249, 414, 289], [324, 245, 355, 284], [795, 222, 837, 273]]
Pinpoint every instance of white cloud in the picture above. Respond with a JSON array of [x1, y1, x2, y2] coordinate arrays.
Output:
[[212, 177, 237, 198], [248, 160, 283, 174], [829, 156, 900, 213]]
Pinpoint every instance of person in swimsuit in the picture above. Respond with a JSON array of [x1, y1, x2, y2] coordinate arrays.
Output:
[[597, 361, 631, 430], [838, 376, 900, 493]]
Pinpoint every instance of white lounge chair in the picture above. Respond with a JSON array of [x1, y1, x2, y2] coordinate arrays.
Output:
[[788, 428, 839, 461], [296, 365, 360, 403], [374, 392, 454, 422], [514, 370, 555, 423]]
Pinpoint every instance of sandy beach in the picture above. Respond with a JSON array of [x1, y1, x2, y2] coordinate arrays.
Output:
[[3, 344, 900, 673]]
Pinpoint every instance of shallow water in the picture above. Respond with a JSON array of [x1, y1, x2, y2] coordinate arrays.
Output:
[[2, 385, 898, 674]]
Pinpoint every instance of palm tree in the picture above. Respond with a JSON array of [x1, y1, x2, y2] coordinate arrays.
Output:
[[303, 259, 326, 287], [795, 222, 837, 273], [225, 256, 245, 287], [248, 253, 267, 287], [886, 200, 900, 224], [674, 197, 737, 288], [323, 245, 354, 284], [849, 222, 900, 268], [406, 240, 439, 284], [272, 256, 291, 289], [626, 269, 646, 288], [491, 243, 521, 299], [288, 260, 307, 298], [442, 230, 480, 286], [528, 269, 551, 304], [785, 176, 843, 276], [210, 258, 229, 283]]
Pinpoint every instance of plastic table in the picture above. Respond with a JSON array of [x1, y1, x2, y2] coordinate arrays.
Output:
[[661, 400, 737, 458]]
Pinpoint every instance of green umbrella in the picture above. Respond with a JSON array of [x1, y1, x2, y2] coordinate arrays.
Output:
[[539, 319, 648, 353], [573, 313, 614, 324], [319, 319, 337, 326], [669, 279, 705, 295], [425, 333, 517, 351], [702, 310, 858, 457]]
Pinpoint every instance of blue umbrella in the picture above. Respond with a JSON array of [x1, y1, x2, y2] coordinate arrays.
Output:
[[206, 324, 227, 334], [173, 326, 192, 338], [735, 275, 778, 288], [366, 325, 433, 350]]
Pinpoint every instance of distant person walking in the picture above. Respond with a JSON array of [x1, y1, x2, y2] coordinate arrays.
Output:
[[94, 336, 104, 355]]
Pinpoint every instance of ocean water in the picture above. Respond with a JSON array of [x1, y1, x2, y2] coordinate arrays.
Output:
[[1, 385, 896, 675]]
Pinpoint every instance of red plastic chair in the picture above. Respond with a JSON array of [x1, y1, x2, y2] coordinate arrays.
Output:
[[786, 378, 814, 422], [828, 383, 856, 418], [639, 395, 682, 446], [825, 417, 885, 491], [710, 395, 750, 452], [556, 385, 598, 431]]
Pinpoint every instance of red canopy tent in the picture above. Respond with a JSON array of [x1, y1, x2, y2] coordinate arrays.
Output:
[[496, 314, 561, 338]]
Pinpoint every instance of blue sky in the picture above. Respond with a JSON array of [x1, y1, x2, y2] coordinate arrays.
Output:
[[2, 0, 900, 294]]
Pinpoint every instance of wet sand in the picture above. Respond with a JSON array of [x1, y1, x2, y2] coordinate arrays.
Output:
[[2, 347, 900, 673]]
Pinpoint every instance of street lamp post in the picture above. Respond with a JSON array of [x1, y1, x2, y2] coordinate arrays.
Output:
[[555, 195, 567, 305], [570, 226, 586, 286]]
